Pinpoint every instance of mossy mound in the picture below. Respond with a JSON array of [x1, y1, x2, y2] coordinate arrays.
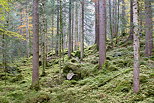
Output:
[[25, 92, 50, 103], [63, 62, 81, 80]]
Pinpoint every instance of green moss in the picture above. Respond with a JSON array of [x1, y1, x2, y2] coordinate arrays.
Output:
[[131, 93, 147, 102], [90, 58, 98, 64], [7, 90, 24, 100], [112, 58, 133, 68], [140, 74, 149, 83], [9, 74, 24, 82], [63, 80, 77, 86], [74, 50, 81, 58], [25, 92, 50, 103], [0, 96, 9, 103], [114, 80, 132, 92], [108, 65, 119, 71]]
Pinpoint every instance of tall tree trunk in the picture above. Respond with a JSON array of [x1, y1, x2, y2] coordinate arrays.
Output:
[[56, 0, 60, 56], [121, 0, 126, 34], [75, 2, 79, 51], [59, 0, 63, 67], [99, 0, 106, 69], [109, 0, 113, 47], [95, 0, 99, 49], [112, 0, 117, 37], [51, 0, 55, 53], [116, 0, 120, 37], [133, 0, 140, 93], [26, 0, 30, 58], [20, 9, 23, 36], [68, 0, 72, 58], [51, 12, 54, 53], [128, 0, 134, 40], [41, 0, 47, 76], [32, 0, 39, 90], [71, 2, 74, 52], [80, 0, 84, 60], [145, 0, 153, 57]]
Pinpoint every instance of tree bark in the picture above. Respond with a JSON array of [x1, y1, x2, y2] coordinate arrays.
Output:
[[109, 0, 112, 41], [133, 0, 140, 93], [80, 0, 85, 60], [41, 0, 47, 76], [128, 0, 134, 40], [56, 0, 60, 56], [68, 0, 72, 58], [32, 0, 39, 90], [121, 0, 126, 34], [145, 0, 153, 57], [95, 0, 99, 49], [99, 0, 106, 69], [26, 0, 30, 58], [75, 2, 79, 51]]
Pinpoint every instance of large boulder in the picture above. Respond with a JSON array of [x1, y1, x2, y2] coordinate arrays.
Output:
[[63, 62, 81, 80]]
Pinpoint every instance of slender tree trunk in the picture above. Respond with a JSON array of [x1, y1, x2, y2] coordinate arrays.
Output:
[[71, 2, 74, 52], [41, 0, 47, 76], [128, 0, 134, 40], [68, 0, 72, 58], [116, 0, 120, 36], [32, 0, 39, 90], [59, 0, 63, 66], [109, 0, 113, 47], [75, 2, 79, 51], [112, 0, 117, 37], [51, 12, 54, 53], [121, 0, 126, 34], [80, 0, 84, 60], [99, 0, 106, 69], [56, 0, 60, 56], [133, 0, 140, 93], [145, 0, 153, 57], [20, 9, 23, 36], [95, 0, 99, 49], [51, 0, 55, 53], [26, 0, 30, 58]]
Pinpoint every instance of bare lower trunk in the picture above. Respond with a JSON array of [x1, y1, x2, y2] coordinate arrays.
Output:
[[128, 0, 134, 40], [68, 0, 72, 58], [75, 2, 79, 50], [95, 0, 99, 49], [80, 0, 84, 60], [32, 0, 39, 90], [99, 0, 106, 69], [145, 0, 153, 57], [26, 1, 30, 58], [133, 0, 140, 93], [56, 2, 59, 56]]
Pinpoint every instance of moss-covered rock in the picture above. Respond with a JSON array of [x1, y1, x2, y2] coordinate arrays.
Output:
[[63, 62, 81, 80]]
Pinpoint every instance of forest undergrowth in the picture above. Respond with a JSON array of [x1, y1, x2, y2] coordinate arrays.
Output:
[[0, 35, 154, 103]]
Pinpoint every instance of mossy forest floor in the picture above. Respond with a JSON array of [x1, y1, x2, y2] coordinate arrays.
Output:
[[0, 36, 154, 103]]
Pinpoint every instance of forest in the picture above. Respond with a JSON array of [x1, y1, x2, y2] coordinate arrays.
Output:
[[0, 0, 154, 103]]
